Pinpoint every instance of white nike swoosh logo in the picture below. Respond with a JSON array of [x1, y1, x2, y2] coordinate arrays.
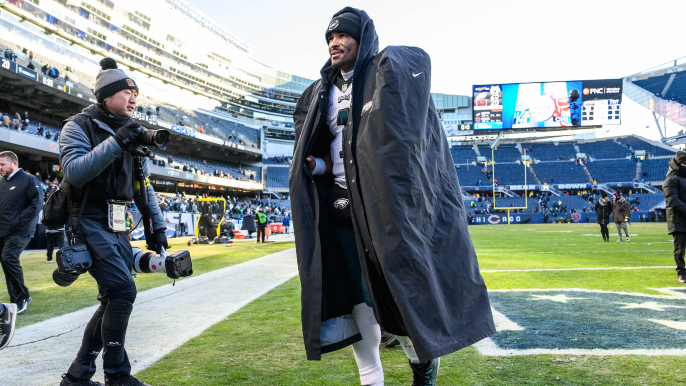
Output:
[[413, 72, 423, 77]]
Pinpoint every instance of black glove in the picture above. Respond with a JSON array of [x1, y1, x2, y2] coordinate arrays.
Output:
[[149, 228, 169, 254], [114, 123, 141, 151]]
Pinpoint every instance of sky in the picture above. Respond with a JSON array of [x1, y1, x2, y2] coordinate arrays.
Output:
[[188, 0, 683, 96], [186, 0, 684, 140]]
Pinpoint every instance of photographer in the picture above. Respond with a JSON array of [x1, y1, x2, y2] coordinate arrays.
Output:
[[58, 58, 166, 386]]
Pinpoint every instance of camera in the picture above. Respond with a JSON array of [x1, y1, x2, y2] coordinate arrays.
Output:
[[136, 126, 170, 149], [52, 246, 193, 287], [52, 244, 92, 287], [131, 247, 193, 279]]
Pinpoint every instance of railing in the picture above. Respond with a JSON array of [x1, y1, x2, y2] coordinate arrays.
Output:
[[623, 79, 686, 128]]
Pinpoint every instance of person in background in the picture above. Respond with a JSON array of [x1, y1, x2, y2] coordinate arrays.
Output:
[[612, 192, 631, 242], [595, 191, 612, 242], [45, 223, 68, 263], [0, 151, 42, 313], [255, 206, 268, 243], [663, 151, 686, 283], [282, 213, 290, 234]]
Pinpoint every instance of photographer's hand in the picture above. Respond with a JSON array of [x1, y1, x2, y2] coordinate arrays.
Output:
[[149, 228, 169, 254], [114, 123, 142, 152]]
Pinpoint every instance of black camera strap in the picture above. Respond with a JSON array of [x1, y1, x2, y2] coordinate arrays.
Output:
[[72, 184, 91, 242]]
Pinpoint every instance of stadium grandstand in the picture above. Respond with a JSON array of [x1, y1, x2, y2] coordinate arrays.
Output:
[[0, 0, 683, 226]]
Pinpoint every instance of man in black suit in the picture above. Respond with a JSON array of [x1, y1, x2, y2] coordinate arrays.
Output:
[[0, 151, 42, 313]]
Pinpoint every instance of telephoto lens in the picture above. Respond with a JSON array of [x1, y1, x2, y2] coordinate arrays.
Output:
[[131, 247, 193, 279], [138, 128, 170, 149]]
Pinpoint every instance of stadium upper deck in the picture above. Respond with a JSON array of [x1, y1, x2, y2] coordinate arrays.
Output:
[[0, 0, 311, 127]]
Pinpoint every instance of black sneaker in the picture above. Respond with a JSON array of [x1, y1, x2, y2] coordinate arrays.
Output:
[[678, 275, 686, 284], [105, 374, 150, 386], [409, 358, 440, 386], [17, 297, 32, 314], [379, 329, 399, 348], [60, 374, 103, 386], [0, 303, 17, 350]]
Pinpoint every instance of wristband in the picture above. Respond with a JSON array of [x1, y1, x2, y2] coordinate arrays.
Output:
[[313, 158, 326, 175]]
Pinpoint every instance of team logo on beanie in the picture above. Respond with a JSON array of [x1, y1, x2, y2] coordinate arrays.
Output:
[[328, 20, 339, 30], [126, 78, 135, 87]]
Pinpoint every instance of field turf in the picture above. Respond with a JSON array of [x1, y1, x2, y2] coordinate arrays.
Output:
[[138, 223, 686, 385], [0, 237, 295, 328]]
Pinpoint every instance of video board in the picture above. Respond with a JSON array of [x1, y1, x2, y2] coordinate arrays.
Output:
[[473, 79, 622, 130]]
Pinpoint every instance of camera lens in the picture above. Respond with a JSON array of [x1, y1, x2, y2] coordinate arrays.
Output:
[[153, 130, 170, 148], [52, 268, 80, 287]]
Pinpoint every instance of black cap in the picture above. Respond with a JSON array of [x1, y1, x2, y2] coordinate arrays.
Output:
[[676, 151, 686, 165], [601, 191, 608, 198], [325, 12, 361, 43]]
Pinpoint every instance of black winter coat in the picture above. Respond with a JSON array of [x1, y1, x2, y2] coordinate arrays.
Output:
[[0, 169, 42, 237], [594, 199, 612, 225], [290, 7, 494, 362], [663, 159, 686, 234]]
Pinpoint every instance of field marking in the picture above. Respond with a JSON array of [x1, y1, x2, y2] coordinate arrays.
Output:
[[473, 337, 686, 356], [490, 307, 524, 331], [475, 241, 671, 248], [479, 250, 671, 256], [649, 319, 686, 330], [481, 266, 674, 273], [488, 287, 686, 300], [0, 248, 299, 386], [477, 287, 686, 356]]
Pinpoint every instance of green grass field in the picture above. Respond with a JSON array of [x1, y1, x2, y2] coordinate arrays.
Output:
[[5, 223, 685, 384], [0, 237, 295, 328], [136, 223, 686, 386]]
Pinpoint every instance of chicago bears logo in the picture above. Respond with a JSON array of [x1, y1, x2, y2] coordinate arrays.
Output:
[[487, 215, 501, 224], [572, 213, 581, 222], [333, 198, 349, 209], [126, 78, 135, 87]]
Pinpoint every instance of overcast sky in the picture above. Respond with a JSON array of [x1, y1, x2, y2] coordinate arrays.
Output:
[[189, 0, 683, 96]]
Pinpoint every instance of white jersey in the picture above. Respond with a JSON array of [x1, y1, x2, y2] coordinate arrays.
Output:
[[327, 70, 353, 189]]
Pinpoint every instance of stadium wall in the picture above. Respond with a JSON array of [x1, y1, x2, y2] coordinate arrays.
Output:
[[470, 212, 655, 225]]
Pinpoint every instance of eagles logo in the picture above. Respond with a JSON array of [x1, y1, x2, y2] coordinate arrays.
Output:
[[333, 198, 349, 209], [328, 20, 339, 30]]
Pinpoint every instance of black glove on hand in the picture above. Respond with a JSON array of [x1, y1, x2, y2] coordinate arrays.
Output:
[[114, 123, 141, 151], [150, 229, 169, 254]]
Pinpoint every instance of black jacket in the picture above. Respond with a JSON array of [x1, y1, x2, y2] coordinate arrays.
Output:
[[290, 7, 494, 362], [663, 159, 686, 234], [0, 169, 42, 237], [594, 198, 612, 225]]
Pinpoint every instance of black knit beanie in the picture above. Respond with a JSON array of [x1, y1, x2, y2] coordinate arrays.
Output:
[[94, 57, 139, 103], [325, 12, 361, 43], [676, 150, 686, 165]]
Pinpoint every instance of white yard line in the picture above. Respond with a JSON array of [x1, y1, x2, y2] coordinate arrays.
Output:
[[481, 266, 675, 273], [0, 248, 298, 386]]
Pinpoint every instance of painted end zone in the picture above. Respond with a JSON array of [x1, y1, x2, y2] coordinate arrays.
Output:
[[475, 288, 686, 356]]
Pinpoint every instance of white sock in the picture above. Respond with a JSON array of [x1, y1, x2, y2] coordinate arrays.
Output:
[[396, 335, 420, 364], [351, 303, 384, 385]]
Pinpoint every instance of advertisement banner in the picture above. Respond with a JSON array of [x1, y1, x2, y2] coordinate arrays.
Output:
[[462, 186, 494, 192]]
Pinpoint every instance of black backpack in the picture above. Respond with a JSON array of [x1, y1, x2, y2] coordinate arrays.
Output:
[[42, 181, 69, 228]]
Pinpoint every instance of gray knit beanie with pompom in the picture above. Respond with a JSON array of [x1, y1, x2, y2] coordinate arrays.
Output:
[[94, 57, 139, 103]]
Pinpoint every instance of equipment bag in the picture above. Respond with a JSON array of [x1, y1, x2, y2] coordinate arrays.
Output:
[[42, 181, 70, 228]]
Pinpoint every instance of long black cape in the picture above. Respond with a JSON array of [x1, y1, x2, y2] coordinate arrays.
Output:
[[290, 7, 495, 362]]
